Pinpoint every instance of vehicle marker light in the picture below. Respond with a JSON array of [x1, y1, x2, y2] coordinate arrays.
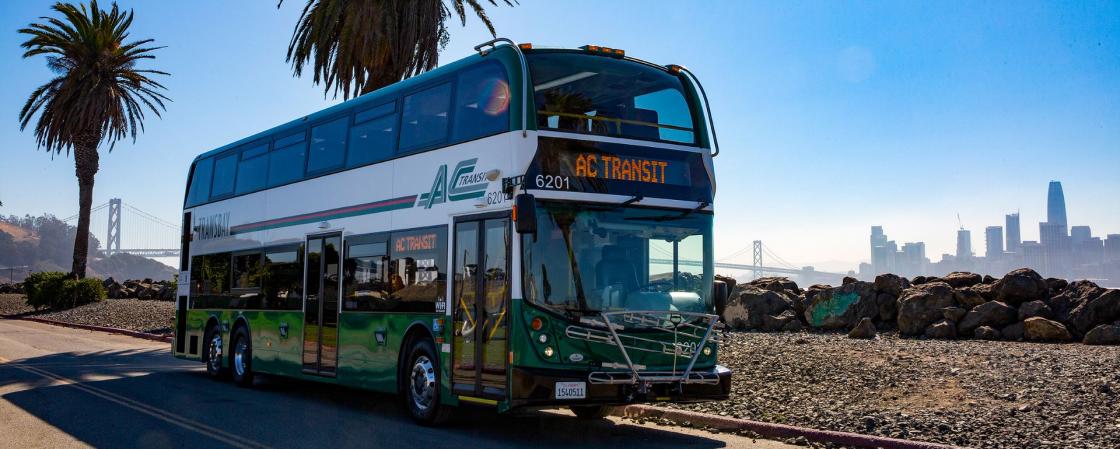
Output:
[[702, 346, 712, 356], [543, 346, 555, 358], [530, 316, 543, 330], [538, 334, 548, 343], [519, 43, 532, 50]]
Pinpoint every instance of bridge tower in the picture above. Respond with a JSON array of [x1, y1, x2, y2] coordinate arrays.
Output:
[[106, 198, 121, 256], [752, 240, 763, 279]]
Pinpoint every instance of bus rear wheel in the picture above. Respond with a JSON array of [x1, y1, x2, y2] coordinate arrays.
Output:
[[203, 325, 228, 380], [570, 405, 611, 419], [403, 339, 452, 425], [230, 327, 254, 387]]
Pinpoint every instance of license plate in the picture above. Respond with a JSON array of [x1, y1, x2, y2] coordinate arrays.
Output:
[[555, 381, 586, 400]]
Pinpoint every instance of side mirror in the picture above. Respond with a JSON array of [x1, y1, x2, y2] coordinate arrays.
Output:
[[712, 280, 730, 318], [515, 194, 537, 234]]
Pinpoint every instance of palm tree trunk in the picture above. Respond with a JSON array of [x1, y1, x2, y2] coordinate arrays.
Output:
[[70, 133, 100, 280]]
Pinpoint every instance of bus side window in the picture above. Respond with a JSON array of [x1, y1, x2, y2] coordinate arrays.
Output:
[[186, 158, 214, 207], [388, 227, 447, 312], [453, 62, 511, 141], [307, 117, 348, 173], [269, 131, 307, 187], [210, 153, 238, 199], [399, 83, 452, 152], [262, 247, 303, 310], [190, 253, 231, 308], [347, 102, 397, 168], [235, 143, 269, 195]]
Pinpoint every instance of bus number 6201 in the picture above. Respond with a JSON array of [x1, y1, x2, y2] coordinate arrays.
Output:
[[535, 174, 571, 190]]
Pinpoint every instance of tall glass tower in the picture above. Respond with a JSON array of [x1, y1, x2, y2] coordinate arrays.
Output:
[[1047, 181, 1067, 235]]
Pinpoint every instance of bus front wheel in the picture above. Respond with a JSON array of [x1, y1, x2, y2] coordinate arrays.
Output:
[[203, 325, 228, 380], [403, 339, 452, 425], [230, 327, 254, 387], [570, 405, 611, 419]]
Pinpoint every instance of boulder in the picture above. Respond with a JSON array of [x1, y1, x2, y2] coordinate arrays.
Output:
[[874, 274, 909, 297], [1082, 324, 1120, 345], [1023, 317, 1073, 342], [974, 326, 1001, 340], [803, 281, 877, 329], [1066, 289, 1120, 336], [714, 274, 737, 294], [958, 301, 1018, 335], [1001, 322, 1025, 341], [1045, 278, 1068, 294], [942, 271, 982, 289], [981, 274, 997, 284], [896, 282, 956, 336], [993, 268, 1048, 305], [911, 276, 929, 285], [1018, 300, 1053, 321], [842, 276, 858, 285], [781, 319, 804, 332], [761, 310, 800, 332], [102, 277, 116, 288], [722, 286, 794, 330], [953, 287, 987, 309], [748, 277, 799, 295], [942, 306, 967, 323], [925, 319, 957, 339], [848, 317, 877, 339], [876, 293, 898, 322]]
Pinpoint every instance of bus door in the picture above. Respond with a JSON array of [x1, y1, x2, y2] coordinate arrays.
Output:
[[451, 214, 511, 399], [303, 233, 341, 377]]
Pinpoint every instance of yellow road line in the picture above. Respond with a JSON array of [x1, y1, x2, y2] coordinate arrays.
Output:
[[0, 355, 274, 449]]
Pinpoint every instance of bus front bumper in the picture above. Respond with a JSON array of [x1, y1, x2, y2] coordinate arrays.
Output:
[[508, 365, 731, 409]]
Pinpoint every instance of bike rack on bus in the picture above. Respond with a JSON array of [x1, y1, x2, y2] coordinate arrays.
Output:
[[564, 311, 724, 388], [474, 37, 531, 138]]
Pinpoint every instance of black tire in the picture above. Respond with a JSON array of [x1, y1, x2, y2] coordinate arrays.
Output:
[[202, 325, 228, 380], [402, 339, 452, 425], [570, 405, 611, 419], [230, 327, 255, 387]]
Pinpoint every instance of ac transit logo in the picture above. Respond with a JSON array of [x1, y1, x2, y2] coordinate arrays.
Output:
[[417, 158, 497, 209]]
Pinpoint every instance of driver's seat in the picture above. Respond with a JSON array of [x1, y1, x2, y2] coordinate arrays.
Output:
[[596, 245, 639, 292]]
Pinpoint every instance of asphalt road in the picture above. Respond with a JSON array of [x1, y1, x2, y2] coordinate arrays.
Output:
[[0, 319, 796, 449]]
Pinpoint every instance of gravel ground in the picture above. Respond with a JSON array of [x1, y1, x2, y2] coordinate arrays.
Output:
[[666, 330, 1120, 449], [0, 293, 173, 335]]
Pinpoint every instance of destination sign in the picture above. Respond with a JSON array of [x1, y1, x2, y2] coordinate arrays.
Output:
[[524, 137, 712, 203], [574, 153, 671, 184]]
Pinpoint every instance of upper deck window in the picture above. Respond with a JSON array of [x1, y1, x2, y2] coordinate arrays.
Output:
[[528, 52, 696, 145], [186, 158, 213, 207], [399, 83, 452, 152], [453, 62, 510, 141]]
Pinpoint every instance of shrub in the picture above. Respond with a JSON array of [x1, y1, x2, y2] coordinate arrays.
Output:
[[24, 272, 106, 310], [24, 271, 68, 310]]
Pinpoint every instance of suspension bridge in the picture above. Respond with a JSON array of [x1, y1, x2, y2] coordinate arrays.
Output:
[[62, 198, 181, 258], [61, 199, 848, 284]]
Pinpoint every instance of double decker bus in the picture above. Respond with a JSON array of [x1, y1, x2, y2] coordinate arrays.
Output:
[[174, 39, 729, 424]]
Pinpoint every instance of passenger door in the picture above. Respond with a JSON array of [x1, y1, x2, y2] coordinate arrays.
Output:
[[451, 214, 511, 399], [302, 234, 341, 377]]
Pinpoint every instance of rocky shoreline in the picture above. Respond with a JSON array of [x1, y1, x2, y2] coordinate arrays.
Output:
[[721, 269, 1120, 345], [673, 330, 1120, 449]]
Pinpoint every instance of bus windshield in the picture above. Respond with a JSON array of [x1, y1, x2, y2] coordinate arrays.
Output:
[[527, 52, 697, 145], [521, 203, 714, 315]]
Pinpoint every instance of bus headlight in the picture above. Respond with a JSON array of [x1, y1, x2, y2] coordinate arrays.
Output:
[[543, 346, 555, 358], [702, 346, 712, 356]]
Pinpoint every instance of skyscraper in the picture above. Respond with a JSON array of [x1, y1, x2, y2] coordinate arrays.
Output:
[[985, 226, 1004, 259], [1071, 226, 1091, 246], [1047, 181, 1067, 235], [956, 229, 972, 259], [1005, 213, 1021, 253]]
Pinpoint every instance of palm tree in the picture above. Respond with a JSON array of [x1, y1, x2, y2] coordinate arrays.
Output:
[[18, 1, 169, 279], [283, 0, 515, 100]]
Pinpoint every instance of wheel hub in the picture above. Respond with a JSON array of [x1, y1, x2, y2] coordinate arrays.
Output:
[[410, 355, 436, 411], [234, 340, 247, 376], [208, 333, 222, 371]]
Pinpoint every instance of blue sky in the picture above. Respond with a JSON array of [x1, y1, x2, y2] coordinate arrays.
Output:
[[1, 1, 1117, 271]]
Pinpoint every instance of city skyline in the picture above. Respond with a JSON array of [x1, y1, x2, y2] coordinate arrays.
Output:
[[1, 1, 1118, 270], [865, 180, 1119, 285]]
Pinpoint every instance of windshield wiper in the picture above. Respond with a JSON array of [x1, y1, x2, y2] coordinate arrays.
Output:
[[625, 201, 709, 222], [607, 194, 643, 210]]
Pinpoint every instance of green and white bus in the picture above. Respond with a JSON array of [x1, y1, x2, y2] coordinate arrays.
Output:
[[174, 39, 729, 424]]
